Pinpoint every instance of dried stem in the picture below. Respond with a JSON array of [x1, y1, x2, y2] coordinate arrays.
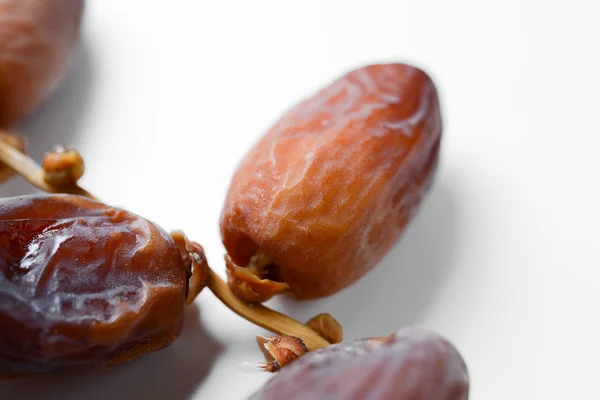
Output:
[[0, 133, 331, 354], [208, 269, 329, 351], [0, 132, 96, 200]]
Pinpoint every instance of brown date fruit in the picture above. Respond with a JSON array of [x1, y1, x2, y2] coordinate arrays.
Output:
[[0, 0, 84, 127], [249, 327, 469, 400], [0, 194, 207, 374], [221, 63, 442, 300]]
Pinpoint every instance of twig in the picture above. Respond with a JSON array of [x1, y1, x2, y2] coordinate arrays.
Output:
[[208, 269, 329, 350], [0, 132, 97, 200]]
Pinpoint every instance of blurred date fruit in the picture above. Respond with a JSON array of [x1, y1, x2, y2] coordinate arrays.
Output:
[[0, 0, 84, 127], [0, 194, 207, 375], [250, 327, 469, 400], [221, 63, 442, 300]]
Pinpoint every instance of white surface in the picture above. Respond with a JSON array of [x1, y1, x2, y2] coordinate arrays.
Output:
[[1, 1, 599, 399]]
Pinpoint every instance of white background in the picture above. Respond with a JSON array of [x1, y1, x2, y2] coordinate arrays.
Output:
[[1, 0, 599, 399]]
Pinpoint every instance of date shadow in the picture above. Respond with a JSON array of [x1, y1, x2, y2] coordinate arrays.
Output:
[[0, 304, 224, 400], [274, 179, 461, 339], [0, 40, 96, 198]]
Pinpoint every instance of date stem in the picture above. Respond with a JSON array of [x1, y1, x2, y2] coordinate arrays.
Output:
[[0, 133, 331, 352], [0, 132, 96, 200], [207, 269, 329, 350]]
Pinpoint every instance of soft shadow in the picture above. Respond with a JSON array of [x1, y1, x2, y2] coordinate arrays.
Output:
[[273, 180, 460, 339], [0, 41, 95, 198], [0, 304, 224, 400]]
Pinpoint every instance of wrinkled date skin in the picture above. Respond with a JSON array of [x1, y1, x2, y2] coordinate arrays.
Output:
[[0, 0, 84, 127], [250, 327, 469, 400], [221, 63, 442, 299], [0, 194, 206, 374]]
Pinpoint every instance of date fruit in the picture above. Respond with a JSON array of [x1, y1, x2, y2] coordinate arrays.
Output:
[[249, 327, 469, 400], [221, 63, 442, 300], [0, 194, 207, 374], [0, 0, 84, 127]]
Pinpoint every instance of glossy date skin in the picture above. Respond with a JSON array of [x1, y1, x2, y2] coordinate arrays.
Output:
[[0, 194, 204, 374], [221, 63, 442, 300], [250, 327, 469, 400]]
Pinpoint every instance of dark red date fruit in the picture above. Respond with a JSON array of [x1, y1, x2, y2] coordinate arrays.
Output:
[[0, 194, 207, 374], [250, 327, 469, 400]]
